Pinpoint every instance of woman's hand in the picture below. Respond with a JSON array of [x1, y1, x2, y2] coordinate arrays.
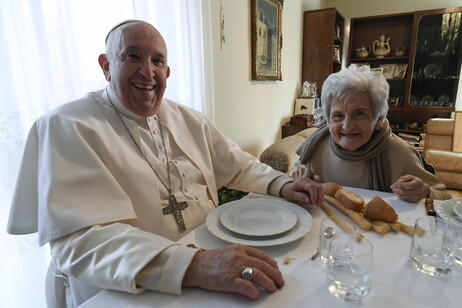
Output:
[[182, 244, 284, 300], [390, 175, 429, 203]]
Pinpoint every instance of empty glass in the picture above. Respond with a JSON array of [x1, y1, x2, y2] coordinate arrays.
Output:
[[449, 216, 462, 266], [410, 217, 458, 276], [319, 216, 356, 264], [326, 233, 373, 303]]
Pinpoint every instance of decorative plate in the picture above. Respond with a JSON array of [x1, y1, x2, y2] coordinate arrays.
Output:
[[206, 198, 312, 247], [423, 63, 443, 78], [421, 95, 434, 103], [219, 199, 298, 237], [437, 94, 451, 104]]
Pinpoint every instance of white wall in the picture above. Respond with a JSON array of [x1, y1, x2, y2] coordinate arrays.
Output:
[[210, 0, 325, 156], [211, 0, 461, 156]]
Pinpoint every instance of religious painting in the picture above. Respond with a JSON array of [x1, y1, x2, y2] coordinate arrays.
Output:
[[251, 0, 283, 81], [453, 111, 462, 153]]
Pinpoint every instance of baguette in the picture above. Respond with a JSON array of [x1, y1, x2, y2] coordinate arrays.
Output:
[[322, 182, 342, 197], [334, 188, 365, 212], [364, 196, 398, 223], [324, 194, 372, 231]]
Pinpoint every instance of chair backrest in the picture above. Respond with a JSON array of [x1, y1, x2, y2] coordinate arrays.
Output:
[[424, 118, 454, 154]]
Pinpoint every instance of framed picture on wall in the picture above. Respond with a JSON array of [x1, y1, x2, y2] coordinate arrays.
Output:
[[251, 0, 283, 81]]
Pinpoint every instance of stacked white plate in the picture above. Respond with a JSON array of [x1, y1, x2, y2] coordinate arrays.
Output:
[[435, 198, 462, 227], [206, 197, 312, 247]]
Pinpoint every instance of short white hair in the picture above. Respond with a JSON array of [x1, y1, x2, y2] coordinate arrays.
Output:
[[321, 64, 389, 124]]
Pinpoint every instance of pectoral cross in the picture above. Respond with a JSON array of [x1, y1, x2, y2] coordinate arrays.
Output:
[[162, 194, 188, 231]]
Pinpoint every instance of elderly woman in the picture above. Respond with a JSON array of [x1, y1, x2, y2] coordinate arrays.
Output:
[[292, 65, 451, 202]]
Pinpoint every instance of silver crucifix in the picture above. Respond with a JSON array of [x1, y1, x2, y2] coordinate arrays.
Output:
[[162, 194, 188, 231]]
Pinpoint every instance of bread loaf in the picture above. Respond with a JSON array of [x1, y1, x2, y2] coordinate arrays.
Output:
[[334, 188, 364, 212], [323, 182, 342, 197], [364, 196, 398, 223]]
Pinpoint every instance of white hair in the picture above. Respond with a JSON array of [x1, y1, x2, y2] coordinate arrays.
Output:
[[321, 64, 389, 124]]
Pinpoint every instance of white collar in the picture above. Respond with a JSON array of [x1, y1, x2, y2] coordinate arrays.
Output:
[[104, 85, 157, 123]]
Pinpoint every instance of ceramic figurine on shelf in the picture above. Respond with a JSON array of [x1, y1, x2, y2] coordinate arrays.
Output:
[[395, 45, 405, 56], [356, 45, 371, 58], [372, 34, 390, 58]]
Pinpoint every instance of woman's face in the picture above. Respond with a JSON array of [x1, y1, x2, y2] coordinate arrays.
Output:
[[328, 92, 382, 151]]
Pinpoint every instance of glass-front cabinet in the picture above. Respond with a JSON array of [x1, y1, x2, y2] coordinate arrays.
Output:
[[411, 12, 461, 109], [348, 7, 462, 136]]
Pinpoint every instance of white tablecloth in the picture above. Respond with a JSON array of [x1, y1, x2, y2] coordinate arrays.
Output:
[[80, 187, 462, 308]]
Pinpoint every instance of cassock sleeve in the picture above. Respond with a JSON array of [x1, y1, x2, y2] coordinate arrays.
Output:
[[51, 222, 200, 295]]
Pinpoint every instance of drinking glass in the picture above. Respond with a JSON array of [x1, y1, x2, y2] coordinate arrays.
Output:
[[449, 216, 462, 267], [410, 217, 457, 276], [319, 216, 356, 264], [326, 233, 373, 303]]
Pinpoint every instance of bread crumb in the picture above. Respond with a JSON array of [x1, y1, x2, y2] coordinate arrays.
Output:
[[284, 257, 291, 264]]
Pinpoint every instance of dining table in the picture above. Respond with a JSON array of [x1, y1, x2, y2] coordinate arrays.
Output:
[[80, 187, 462, 308]]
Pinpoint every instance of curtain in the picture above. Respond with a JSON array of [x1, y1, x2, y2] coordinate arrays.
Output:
[[0, 1, 213, 307]]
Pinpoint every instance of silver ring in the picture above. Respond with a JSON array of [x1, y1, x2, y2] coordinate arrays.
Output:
[[241, 267, 253, 281]]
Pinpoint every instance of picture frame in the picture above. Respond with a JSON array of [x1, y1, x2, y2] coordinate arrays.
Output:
[[388, 97, 397, 106], [379, 64, 397, 79], [453, 111, 462, 153], [393, 64, 408, 79], [251, 0, 283, 81], [356, 63, 370, 69], [333, 45, 341, 63], [370, 67, 384, 75]]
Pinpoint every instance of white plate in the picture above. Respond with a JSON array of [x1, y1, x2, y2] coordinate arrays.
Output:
[[452, 200, 462, 217], [219, 199, 298, 237], [206, 198, 312, 247], [435, 199, 462, 220]]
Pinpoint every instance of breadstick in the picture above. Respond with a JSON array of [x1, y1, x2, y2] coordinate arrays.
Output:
[[398, 221, 414, 235], [320, 202, 364, 240], [387, 222, 401, 232], [324, 194, 372, 231], [368, 219, 391, 235]]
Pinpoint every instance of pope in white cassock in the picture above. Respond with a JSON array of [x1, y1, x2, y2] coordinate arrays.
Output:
[[7, 20, 323, 307]]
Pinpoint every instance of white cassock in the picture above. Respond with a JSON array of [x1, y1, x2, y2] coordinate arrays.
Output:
[[7, 86, 292, 307]]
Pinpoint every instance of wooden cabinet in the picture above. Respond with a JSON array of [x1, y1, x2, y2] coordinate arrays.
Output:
[[348, 7, 462, 134], [302, 8, 344, 95]]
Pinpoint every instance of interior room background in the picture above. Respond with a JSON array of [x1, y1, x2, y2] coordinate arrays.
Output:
[[1, 0, 461, 307]]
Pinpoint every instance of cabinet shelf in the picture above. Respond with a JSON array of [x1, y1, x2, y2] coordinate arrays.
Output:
[[351, 56, 409, 62], [389, 106, 455, 112], [392, 129, 425, 134]]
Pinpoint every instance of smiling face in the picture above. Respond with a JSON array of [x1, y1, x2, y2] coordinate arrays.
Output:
[[98, 22, 170, 117], [328, 92, 383, 151]]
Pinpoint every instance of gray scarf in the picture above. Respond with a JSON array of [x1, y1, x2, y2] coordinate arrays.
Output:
[[296, 120, 392, 192]]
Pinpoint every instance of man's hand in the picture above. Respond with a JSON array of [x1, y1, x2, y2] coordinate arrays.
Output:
[[390, 175, 429, 203], [291, 166, 322, 182], [280, 178, 324, 207], [182, 244, 284, 300]]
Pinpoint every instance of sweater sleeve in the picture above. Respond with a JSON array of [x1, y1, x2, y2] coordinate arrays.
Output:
[[50, 223, 200, 295], [389, 136, 452, 200]]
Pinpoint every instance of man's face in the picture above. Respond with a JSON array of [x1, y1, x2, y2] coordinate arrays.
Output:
[[99, 22, 170, 117]]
